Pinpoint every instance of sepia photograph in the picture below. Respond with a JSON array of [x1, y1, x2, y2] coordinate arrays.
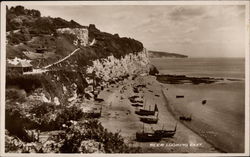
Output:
[[0, 0, 249, 156]]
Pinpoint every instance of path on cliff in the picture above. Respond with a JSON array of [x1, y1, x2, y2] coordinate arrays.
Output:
[[24, 48, 80, 75], [43, 48, 80, 69]]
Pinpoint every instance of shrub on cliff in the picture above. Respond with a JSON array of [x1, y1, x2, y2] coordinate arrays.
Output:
[[60, 120, 141, 153], [6, 102, 38, 142], [6, 73, 42, 93], [88, 24, 144, 60]]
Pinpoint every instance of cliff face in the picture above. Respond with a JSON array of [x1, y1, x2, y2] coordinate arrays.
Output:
[[87, 48, 149, 81], [40, 48, 150, 105], [5, 6, 152, 153], [56, 28, 89, 46]]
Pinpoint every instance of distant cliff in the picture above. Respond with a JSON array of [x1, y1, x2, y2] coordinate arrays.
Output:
[[148, 50, 188, 58]]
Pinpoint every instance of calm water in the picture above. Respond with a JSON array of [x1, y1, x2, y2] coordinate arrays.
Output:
[[150, 58, 245, 79], [152, 58, 245, 153]]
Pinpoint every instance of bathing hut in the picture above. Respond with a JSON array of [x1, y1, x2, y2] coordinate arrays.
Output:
[[7, 60, 33, 74]]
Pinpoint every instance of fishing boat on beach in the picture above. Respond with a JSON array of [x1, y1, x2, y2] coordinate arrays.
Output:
[[154, 123, 177, 138], [135, 104, 158, 116], [136, 125, 161, 142], [85, 106, 102, 118], [140, 112, 159, 124], [131, 103, 143, 107]]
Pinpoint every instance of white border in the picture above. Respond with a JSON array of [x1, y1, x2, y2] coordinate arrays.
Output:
[[0, 1, 249, 157]]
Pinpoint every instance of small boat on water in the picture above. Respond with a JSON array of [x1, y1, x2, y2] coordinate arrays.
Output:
[[154, 123, 177, 138], [202, 100, 207, 105], [179, 114, 192, 121]]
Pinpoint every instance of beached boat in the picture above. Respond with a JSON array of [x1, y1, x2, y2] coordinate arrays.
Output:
[[131, 103, 143, 107], [85, 106, 102, 118], [140, 112, 159, 124], [136, 132, 161, 142], [135, 104, 158, 116], [154, 124, 177, 138], [136, 125, 161, 142], [140, 116, 158, 124]]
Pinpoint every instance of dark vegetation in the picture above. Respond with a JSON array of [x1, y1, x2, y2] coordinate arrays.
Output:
[[156, 74, 224, 84], [6, 99, 141, 153], [5, 6, 145, 153], [148, 50, 188, 58], [87, 24, 143, 59], [60, 120, 141, 153], [7, 5, 83, 33], [6, 6, 144, 70]]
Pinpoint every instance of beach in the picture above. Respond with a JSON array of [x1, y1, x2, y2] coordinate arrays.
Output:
[[97, 57, 245, 153], [98, 75, 219, 153]]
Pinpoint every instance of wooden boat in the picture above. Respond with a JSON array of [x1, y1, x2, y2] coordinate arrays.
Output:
[[94, 97, 104, 103], [140, 113, 159, 124], [179, 114, 192, 121], [140, 117, 158, 124], [154, 124, 177, 138], [176, 95, 184, 98], [136, 125, 161, 142], [202, 100, 207, 105], [135, 104, 158, 116], [85, 106, 102, 118], [131, 103, 143, 107], [136, 132, 161, 142]]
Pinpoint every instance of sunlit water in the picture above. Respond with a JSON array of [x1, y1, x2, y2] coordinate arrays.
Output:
[[151, 58, 245, 153]]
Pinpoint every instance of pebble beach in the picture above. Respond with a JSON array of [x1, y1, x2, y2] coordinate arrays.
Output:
[[98, 75, 220, 153]]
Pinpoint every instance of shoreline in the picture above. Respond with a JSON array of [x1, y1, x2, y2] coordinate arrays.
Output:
[[161, 81, 245, 153], [161, 89, 225, 153]]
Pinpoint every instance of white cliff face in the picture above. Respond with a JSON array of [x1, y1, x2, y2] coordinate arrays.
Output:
[[86, 48, 150, 81], [56, 28, 89, 46]]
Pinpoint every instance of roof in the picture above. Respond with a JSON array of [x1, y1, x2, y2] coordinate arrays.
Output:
[[7, 60, 32, 68], [19, 60, 32, 67]]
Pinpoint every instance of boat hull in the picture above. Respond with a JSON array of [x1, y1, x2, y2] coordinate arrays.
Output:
[[136, 132, 161, 142]]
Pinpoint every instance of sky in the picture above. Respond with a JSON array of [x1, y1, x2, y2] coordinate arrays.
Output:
[[17, 5, 246, 58]]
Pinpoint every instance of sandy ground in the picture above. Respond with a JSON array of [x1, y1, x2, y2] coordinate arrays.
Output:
[[98, 75, 219, 153], [163, 82, 245, 153]]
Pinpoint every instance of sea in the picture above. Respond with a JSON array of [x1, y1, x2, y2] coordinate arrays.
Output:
[[151, 57, 246, 153], [151, 57, 245, 79]]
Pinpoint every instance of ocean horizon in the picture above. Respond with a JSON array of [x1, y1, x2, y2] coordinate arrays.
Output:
[[150, 57, 245, 79]]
